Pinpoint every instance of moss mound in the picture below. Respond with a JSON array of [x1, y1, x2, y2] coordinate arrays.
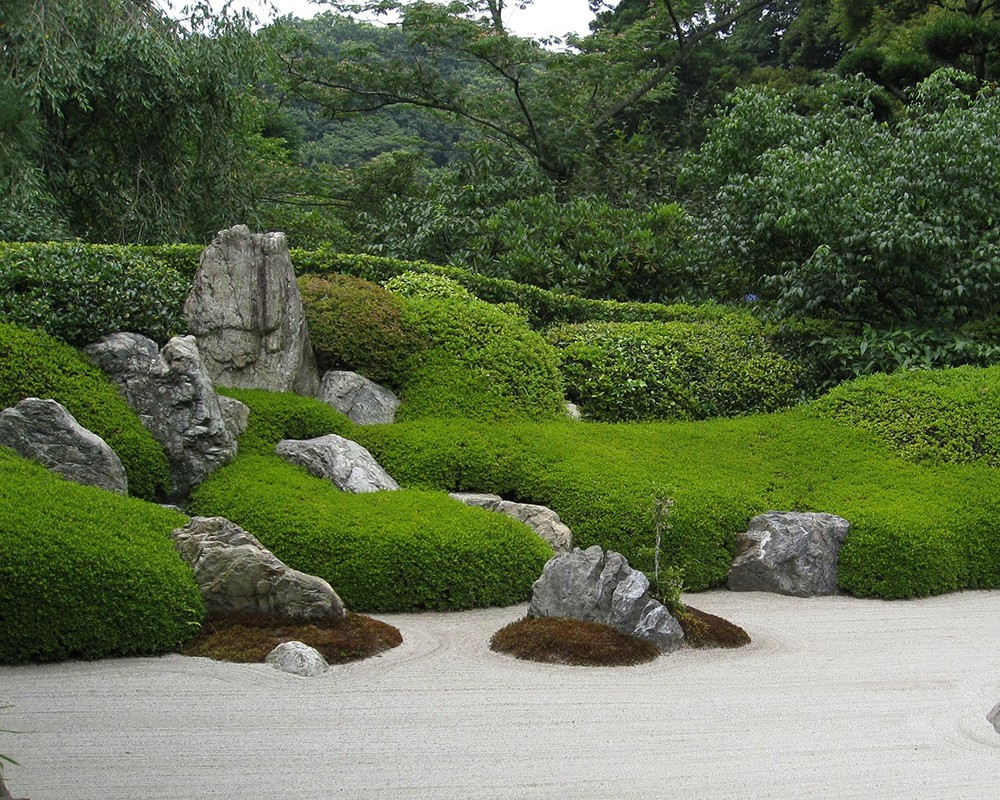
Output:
[[490, 616, 660, 666], [181, 611, 402, 664], [0, 450, 203, 663], [0, 322, 170, 499], [675, 606, 751, 648]]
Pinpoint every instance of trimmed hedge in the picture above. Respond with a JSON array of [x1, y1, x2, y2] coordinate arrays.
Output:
[[548, 319, 802, 421], [0, 322, 170, 499], [0, 242, 189, 346], [187, 455, 553, 611], [0, 449, 203, 663], [811, 365, 1000, 467]]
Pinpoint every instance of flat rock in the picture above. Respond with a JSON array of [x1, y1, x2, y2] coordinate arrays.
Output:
[[266, 641, 329, 677], [529, 545, 684, 653], [172, 516, 346, 622], [184, 225, 320, 396], [0, 397, 127, 494], [318, 371, 400, 425], [276, 434, 399, 493], [449, 492, 573, 553], [728, 511, 851, 597]]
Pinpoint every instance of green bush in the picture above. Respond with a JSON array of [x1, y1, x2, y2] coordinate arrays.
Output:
[[0, 450, 203, 663], [383, 271, 475, 301], [811, 365, 1000, 467], [398, 295, 566, 421], [0, 322, 170, 499], [187, 455, 553, 611], [548, 319, 801, 421], [0, 242, 189, 346], [215, 386, 356, 456], [298, 273, 425, 389]]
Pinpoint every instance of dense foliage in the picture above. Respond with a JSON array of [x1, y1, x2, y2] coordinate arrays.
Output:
[[0, 450, 202, 663], [0, 322, 170, 499]]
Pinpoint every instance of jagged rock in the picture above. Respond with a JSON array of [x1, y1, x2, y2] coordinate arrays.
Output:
[[989, 702, 1000, 734], [276, 434, 399, 493], [172, 516, 346, 622], [217, 395, 250, 440], [85, 333, 237, 498], [266, 641, 330, 677], [0, 397, 127, 494], [727, 511, 851, 597], [318, 370, 400, 425], [528, 545, 684, 653], [184, 224, 320, 396], [449, 492, 573, 554]]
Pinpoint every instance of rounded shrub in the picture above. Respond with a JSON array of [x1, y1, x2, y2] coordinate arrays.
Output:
[[188, 455, 553, 612], [384, 271, 474, 301], [399, 296, 566, 421], [0, 450, 203, 663], [0, 242, 189, 347], [548, 319, 801, 422], [0, 322, 170, 499], [298, 273, 425, 389]]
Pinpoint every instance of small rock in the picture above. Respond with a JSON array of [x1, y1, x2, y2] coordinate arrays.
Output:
[[565, 402, 583, 421], [318, 371, 400, 425], [989, 702, 1000, 734], [276, 434, 399, 493], [266, 641, 329, 677], [217, 395, 250, 440], [449, 492, 573, 553]]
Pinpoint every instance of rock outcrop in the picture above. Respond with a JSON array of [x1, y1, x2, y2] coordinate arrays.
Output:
[[86, 333, 237, 498], [449, 492, 573, 554], [172, 516, 346, 622], [184, 224, 320, 396], [727, 511, 851, 597], [0, 397, 128, 494], [529, 545, 684, 653], [266, 641, 330, 677], [275, 434, 399, 493], [318, 370, 400, 426]]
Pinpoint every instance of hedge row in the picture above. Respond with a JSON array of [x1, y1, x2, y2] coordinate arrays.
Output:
[[0, 450, 203, 663]]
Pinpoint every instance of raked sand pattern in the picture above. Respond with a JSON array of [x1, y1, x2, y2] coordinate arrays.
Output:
[[3, 589, 999, 800]]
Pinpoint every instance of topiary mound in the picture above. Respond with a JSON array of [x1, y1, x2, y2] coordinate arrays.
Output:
[[180, 611, 402, 664], [547, 318, 801, 422], [811, 365, 1000, 467], [490, 616, 660, 666], [0, 450, 203, 663], [398, 295, 566, 422], [298, 273, 425, 389], [0, 322, 170, 499]]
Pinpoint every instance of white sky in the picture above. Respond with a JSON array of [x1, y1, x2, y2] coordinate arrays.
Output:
[[208, 0, 602, 39]]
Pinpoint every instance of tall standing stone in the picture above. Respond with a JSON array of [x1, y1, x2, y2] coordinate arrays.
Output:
[[184, 225, 320, 396]]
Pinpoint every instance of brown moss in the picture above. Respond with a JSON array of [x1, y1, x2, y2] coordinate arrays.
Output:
[[675, 606, 751, 648], [180, 612, 402, 664], [490, 616, 660, 667]]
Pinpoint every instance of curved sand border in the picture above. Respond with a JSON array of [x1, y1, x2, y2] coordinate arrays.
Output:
[[2, 589, 999, 799]]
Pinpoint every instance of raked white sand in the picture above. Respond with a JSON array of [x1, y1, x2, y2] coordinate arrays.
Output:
[[2, 589, 999, 800]]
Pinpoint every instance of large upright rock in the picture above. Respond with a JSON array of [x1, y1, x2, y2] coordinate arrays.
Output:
[[276, 434, 399, 493], [449, 492, 573, 554], [184, 225, 319, 396], [0, 397, 128, 494], [529, 546, 684, 653], [85, 333, 236, 498], [727, 511, 851, 597], [318, 371, 400, 426], [172, 516, 346, 622]]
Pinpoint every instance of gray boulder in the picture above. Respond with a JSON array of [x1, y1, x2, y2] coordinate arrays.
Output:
[[529, 545, 684, 653], [989, 702, 1000, 734], [727, 511, 851, 597], [0, 397, 128, 494], [276, 434, 399, 493], [217, 395, 250, 440], [184, 224, 320, 396], [172, 516, 346, 622], [86, 333, 237, 498], [318, 370, 400, 425], [266, 641, 329, 677], [449, 492, 573, 554]]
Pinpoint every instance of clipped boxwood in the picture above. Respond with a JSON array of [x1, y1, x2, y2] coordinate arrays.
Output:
[[0, 322, 170, 499], [298, 273, 425, 389], [0, 450, 203, 663], [0, 242, 189, 346], [811, 365, 1000, 467], [187, 455, 553, 611], [398, 295, 566, 422], [548, 319, 801, 422]]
